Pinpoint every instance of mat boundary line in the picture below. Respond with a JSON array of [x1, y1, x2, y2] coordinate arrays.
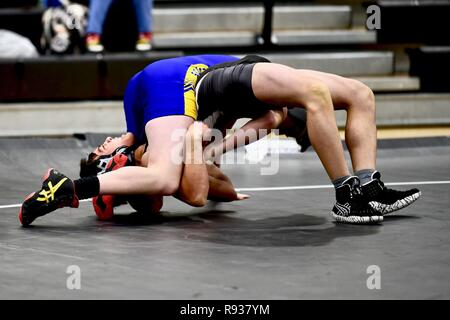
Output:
[[1, 180, 449, 210]]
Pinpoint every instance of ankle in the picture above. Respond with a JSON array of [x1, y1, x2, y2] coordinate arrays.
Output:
[[87, 33, 100, 40], [74, 176, 100, 200], [355, 169, 377, 185], [139, 32, 153, 38], [332, 175, 353, 189]]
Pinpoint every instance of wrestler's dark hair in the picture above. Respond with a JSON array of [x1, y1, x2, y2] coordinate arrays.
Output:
[[79, 152, 99, 177], [282, 108, 311, 153]]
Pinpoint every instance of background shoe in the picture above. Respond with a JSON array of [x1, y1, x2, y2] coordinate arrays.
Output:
[[19, 168, 79, 226], [362, 171, 421, 215], [136, 32, 152, 51], [86, 33, 104, 53], [332, 176, 383, 224]]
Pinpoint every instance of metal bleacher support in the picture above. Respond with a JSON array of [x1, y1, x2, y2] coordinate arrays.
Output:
[[151, 3, 376, 48]]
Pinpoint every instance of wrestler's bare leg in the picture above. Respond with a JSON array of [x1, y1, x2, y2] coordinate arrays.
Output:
[[252, 63, 350, 180], [293, 70, 377, 172], [98, 115, 193, 195]]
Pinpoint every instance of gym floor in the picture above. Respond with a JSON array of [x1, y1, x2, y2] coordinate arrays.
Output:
[[0, 136, 449, 299]]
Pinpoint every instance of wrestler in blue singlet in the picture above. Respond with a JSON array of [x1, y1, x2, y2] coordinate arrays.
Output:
[[124, 54, 239, 144]]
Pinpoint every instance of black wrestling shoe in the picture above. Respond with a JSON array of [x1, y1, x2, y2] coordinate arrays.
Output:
[[332, 176, 383, 224], [361, 171, 421, 215], [19, 168, 79, 226]]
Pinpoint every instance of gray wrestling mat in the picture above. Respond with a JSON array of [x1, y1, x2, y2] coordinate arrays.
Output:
[[0, 135, 449, 299]]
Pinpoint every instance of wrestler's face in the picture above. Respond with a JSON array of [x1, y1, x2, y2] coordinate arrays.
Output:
[[93, 133, 135, 158]]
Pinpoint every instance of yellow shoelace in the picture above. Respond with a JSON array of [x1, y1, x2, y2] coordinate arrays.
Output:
[[37, 178, 68, 203]]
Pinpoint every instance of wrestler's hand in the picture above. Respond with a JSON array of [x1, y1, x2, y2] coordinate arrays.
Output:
[[236, 193, 250, 200], [133, 144, 147, 167], [187, 121, 210, 141]]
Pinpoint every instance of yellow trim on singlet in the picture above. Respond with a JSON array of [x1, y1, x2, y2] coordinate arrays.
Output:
[[184, 63, 209, 119]]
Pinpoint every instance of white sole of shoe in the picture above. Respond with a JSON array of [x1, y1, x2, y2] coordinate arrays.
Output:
[[136, 44, 152, 51], [332, 212, 384, 224], [87, 45, 104, 53], [370, 191, 421, 215]]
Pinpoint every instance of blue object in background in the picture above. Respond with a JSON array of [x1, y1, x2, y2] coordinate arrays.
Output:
[[87, 0, 152, 34], [46, 0, 62, 7]]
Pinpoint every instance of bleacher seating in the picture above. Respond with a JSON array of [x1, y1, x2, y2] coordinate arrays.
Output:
[[0, 52, 182, 101], [373, 0, 450, 45], [408, 46, 450, 92], [2, 0, 450, 137], [0, 0, 448, 104], [371, 0, 450, 93]]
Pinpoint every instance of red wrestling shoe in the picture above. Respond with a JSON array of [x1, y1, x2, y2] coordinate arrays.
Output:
[[92, 153, 129, 220]]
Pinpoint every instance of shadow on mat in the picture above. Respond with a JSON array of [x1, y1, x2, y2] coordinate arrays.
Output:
[[110, 209, 239, 226], [109, 208, 381, 248], [21, 209, 381, 248], [181, 213, 381, 248]]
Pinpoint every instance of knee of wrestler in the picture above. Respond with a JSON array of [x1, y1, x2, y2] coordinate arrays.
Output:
[[303, 80, 332, 114], [189, 193, 207, 207], [350, 79, 376, 112], [158, 179, 180, 196]]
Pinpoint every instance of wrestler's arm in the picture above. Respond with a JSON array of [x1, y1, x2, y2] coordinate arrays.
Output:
[[205, 108, 287, 162], [175, 122, 210, 207], [175, 123, 249, 205], [206, 163, 249, 202], [135, 123, 247, 208]]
